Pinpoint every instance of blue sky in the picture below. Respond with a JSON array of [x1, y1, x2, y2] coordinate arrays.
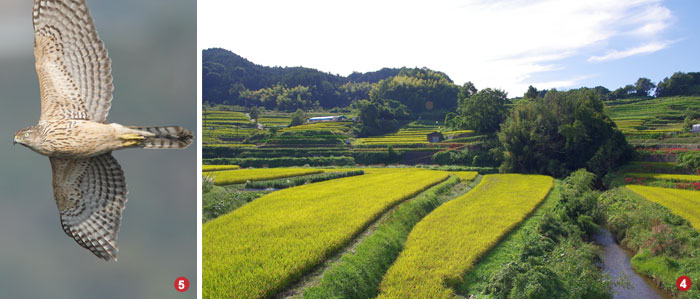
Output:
[[200, 0, 700, 97]]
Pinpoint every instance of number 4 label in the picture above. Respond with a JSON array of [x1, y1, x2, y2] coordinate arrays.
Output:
[[175, 276, 190, 292], [677, 276, 691, 291]]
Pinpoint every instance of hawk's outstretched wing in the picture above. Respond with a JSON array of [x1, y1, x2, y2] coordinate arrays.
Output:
[[33, 0, 113, 123], [50, 153, 127, 261]]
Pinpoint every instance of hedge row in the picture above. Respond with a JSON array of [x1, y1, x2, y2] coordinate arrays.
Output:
[[203, 156, 355, 167]]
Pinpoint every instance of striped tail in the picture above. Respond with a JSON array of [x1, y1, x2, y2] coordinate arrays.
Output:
[[128, 126, 193, 149]]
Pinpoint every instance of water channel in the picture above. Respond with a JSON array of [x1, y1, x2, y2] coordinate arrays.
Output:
[[592, 228, 671, 299]]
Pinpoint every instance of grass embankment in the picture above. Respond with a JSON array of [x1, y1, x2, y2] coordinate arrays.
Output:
[[206, 168, 323, 185], [203, 169, 449, 298], [600, 186, 700, 298], [303, 174, 478, 298], [377, 174, 553, 298]]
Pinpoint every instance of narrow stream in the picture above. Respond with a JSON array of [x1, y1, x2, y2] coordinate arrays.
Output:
[[592, 228, 670, 299]]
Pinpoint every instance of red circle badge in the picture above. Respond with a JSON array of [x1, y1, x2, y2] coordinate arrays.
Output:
[[677, 276, 691, 291], [174, 276, 190, 292]]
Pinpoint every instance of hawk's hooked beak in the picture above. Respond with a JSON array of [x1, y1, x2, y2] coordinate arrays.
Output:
[[13, 136, 19, 145]]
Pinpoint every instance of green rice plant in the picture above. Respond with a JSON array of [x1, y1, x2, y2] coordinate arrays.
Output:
[[204, 156, 355, 168], [626, 185, 700, 230], [207, 168, 323, 185], [245, 170, 364, 189], [451, 171, 478, 182], [202, 169, 450, 298], [356, 121, 443, 145], [458, 180, 562, 294], [625, 172, 700, 182], [303, 175, 465, 298], [282, 122, 354, 133], [378, 174, 554, 298], [202, 165, 240, 172]]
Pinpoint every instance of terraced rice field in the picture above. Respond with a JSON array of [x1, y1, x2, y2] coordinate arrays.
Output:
[[378, 174, 554, 298], [444, 129, 474, 136], [258, 116, 292, 127], [451, 171, 478, 181], [202, 110, 259, 143], [626, 185, 700, 230], [203, 169, 450, 298], [625, 172, 700, 182], [206, 168, 323, 185], [356, 122, 442, 145], [606, 96, 700, 136], [202, 165, 240, 172], [282, 121, 354, 133]]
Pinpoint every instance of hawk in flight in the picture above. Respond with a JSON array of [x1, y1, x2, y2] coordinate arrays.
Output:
[[13, 0, 193, 261]]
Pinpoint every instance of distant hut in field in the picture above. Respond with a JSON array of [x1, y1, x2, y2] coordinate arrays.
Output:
[[692, 124, 700, 133], [307, 115, 347, 123], [427, 132, 444, 143]]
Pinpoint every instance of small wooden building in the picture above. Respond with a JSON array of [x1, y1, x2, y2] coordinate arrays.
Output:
[[427, 132, 444, 143]]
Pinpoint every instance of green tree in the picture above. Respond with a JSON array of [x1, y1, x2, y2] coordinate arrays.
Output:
[[682, 108, 700, 131], [355, 100, 401, 137], [498, 89, 633, 177], [524, 85, 539, 99], [457, 88, 509, 134], [656, 72, 700, 97], [369, 68, 458, 114], [289, 109, 306, 126], [249, 106, 260, 123], [458, 81, 477, 99], [634, 77, 655, 96]]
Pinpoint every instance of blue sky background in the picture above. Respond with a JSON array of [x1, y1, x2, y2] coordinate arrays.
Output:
[[200, 0, 700, 97]]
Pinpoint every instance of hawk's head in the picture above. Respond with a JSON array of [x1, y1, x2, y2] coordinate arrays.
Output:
[[14, 126, 41, 148]]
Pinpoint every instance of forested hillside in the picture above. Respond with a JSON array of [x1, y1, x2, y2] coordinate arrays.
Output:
[[202, 48, 402, 109]]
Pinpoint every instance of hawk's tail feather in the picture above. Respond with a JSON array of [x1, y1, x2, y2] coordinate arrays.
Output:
[[129, 126, 193, 149]]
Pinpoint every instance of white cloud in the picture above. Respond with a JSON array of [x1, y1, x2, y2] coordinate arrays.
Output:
[[200, 0, 674, 95], [587, 40, 673, 62]]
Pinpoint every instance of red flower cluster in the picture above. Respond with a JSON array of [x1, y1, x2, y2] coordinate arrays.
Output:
[[636, 147, 700, 155], [625, 177, 647, 185], [675, 182, 700, 191]]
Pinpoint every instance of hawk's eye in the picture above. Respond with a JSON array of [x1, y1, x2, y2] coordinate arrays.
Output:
[[23, 132, 29, 138]]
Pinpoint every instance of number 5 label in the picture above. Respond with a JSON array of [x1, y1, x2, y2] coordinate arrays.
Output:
[[174, 276, 190, 292]]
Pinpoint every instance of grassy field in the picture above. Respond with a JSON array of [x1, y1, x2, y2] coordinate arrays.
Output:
[[206, 168, 323, 185], [626, 185, 700, 230], [378, 174, 554, 298], [202, 169, 450, 298]]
